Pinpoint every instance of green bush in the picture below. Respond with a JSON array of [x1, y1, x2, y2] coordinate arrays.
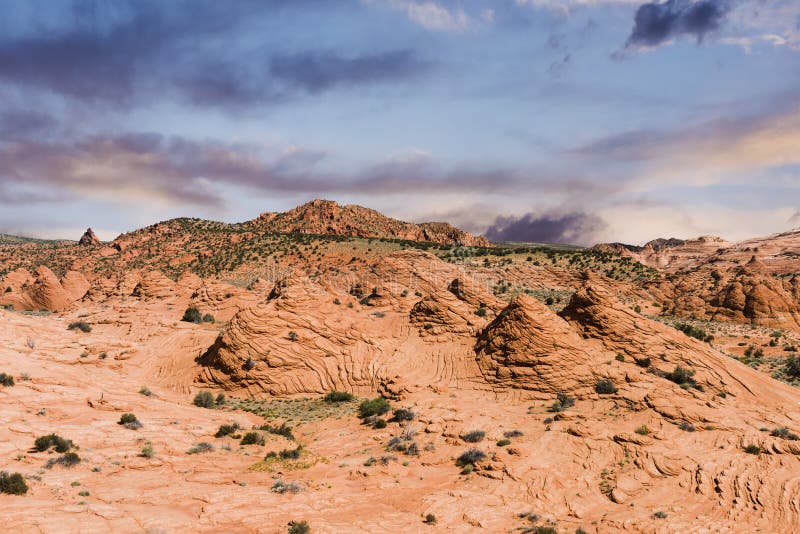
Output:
[[46, 452, 80, 468], [202, 313, 215, 323], [215, 423, 241, 438], [0, 372, 14, 386], [323, 391, 354, 403], [373, 418, 387, 429], [424, 513, 437, 524], [288, 520, 310, 534], [67, 321, 91, 333], [240, 432, 265, 446], [118, 413, 142, 430], [634, 425, 650, 435], [358, 397, 391, 418], [456, 448, 486, 466], [193, 391, 215, 408], [182, 307, 202, 323], [258, 423, 294, 440], [140, 443, 155, 458], [0, 471, 28, 495], [392, 408, 415, 422], [594, 379, 617, 395], [34, 434, 73, 453], [497, 439, 511, 447], [187, 442, 214, 454], [771, 427, 800, 441], [461, 430, 485, 443]]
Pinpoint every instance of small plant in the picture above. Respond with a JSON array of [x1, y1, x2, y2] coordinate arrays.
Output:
[[744, 444, 762, 455], [215, 393, 226, 405], [187, 442, 214, 454], [392, 408, 416, 422], [202, 313, 215, 323], [46, 452, 81, 468], [461, 430, 485, 443], [634, 425, 650, 435], [240, 432, 265, 446], [272, 480, 302, 494], [771, 427, 800, 441], [243, 357, 255, 370], [323, 391, 354, 403], [34, 434, 73, 453], [288, 331, 299, 341], [548, 392, 575, 412], [0, 372, 14, 386], [634, 356, 651, 368], [118, 413, 142, 430], [193, 391, 215, 408], [78, 490, 90, 497], [504, 430, 524, 438], [259, 423, 295, 440], [0, 471, 28, 495], [424, 513, 437, 524], [373, 418, 387, 429], [140, 443, 155, 458], [615, 353, 625, 362], [595, 379, 617, 395], [497, 438, 511, 447], [287, 520, 310, 534], [358, 397, 391, 418], [215, 422, 241, 438], [652, 511, 668, 519], [275, 445, 303, 460], [138, 386, 152, 396], [456, 448, 486, 466], [678, 421, 696, 432], [67, 321, 92, 333], [182, 307, 202, 323]]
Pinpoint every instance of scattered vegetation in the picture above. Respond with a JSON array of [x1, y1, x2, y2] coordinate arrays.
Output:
[[118, 413, 142, 430], [461, 430, 486, 443], [240, 432, 265, 446], [0, 372, 14, 387], [392, 408, 416, 422], [594, 379, 617, 395], [771, 427, 799, 440], [187, 442, 214, 454], [634, 425, 650, 436], [67, 321, 92, 333], [744, 444, 762, 455], [358, 397, 391, 418], [215, 422, 241, 438], [140, 443, 155, 458], [675, 322, 713, 343], [272, 480, 302, 494], [258, 423, 295, 441], [34, 434, 73, 453], [0, 471, 28, 495], [456, 448, 486, 467], [323, 390, 354, 403], [46, 452, 81, 468], [181, 307, 202, 324], [193, 391, 222, 408], [287, 520, 310, 534], [548, 392, 575, 412]]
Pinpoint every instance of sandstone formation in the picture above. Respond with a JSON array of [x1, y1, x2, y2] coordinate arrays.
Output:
[[78, 228, 102, 246]]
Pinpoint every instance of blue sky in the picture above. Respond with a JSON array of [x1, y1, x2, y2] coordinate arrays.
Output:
[[0, 0, 798, 245]]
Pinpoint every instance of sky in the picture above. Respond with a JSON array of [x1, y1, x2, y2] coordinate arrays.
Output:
[[0, 0, 798, 245]]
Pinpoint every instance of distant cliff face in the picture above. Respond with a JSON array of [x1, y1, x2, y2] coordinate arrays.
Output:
[[251, 199, 492, 247]]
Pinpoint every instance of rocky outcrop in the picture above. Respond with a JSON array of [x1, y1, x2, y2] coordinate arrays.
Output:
[[251, 199, 491, 247], [78, 228, 102, 246]]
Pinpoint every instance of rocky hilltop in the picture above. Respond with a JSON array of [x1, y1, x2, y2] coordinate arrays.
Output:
[[252, 199, 491, 247]]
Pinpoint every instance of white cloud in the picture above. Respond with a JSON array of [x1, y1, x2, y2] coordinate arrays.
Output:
[[363, 0, 473, 32]]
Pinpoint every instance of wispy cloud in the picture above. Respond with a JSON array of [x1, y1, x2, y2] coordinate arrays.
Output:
[[363, 0, 474, 31]]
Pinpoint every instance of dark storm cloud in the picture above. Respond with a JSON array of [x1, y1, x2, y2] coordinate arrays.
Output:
[[484, 211, 607, 245], [626, 0, 729, 48], [269, 49, 430, 94], [0, 0, 430, 108]]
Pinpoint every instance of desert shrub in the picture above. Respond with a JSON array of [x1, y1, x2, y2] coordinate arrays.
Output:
[[243, 357, 255, 370], [202, 313, 215, 323], [323, 391, 354, 403], [497, 438, 511, 446], [615, 353, 625, 362], [0, 372, 14, 386], [358, 397, 391, 418], [634, 356, 651, 368], [34, 434, 73, 453], [373, 418, 387, 429], [461, 430, 485, 443], [46, 452, 81, 468], [771, 427, 800, 440], [456, 448, 486, 466], [744, 444, 762, 455], [0, 471, 28, 495], [679, 421, 696, 432], [272, 480, 302, 494], [187, 442, 214, 454], [67, 321, 91, 333], [259, 423, 294, 440], [193, 391, 215, 408], [215, 423, 241, 438], [288, 331, 299, 341], [665, 366, 698, 389], [634, 425, 650, 435], [215, 392, 226, 405], [138, 386, 152, 396], [652, 511, 668, 519], [475, 307, 487, 317], [240, 432, 265, 446], [548, 392, 575, 412], [504, 430, 524, 438], [182, 307, 202, 323], [424, 513, 437, 524], [287, 520, 310, 534], [405, 442, 420, 456], [392, 408, 416, 422], [140, 443, 154, 458], [278, 445, 303, 460], [783, 356, 800, 379], [676, 323, 713, 342], [118, 413, 142, 430], [595, 379, 617, 395]]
